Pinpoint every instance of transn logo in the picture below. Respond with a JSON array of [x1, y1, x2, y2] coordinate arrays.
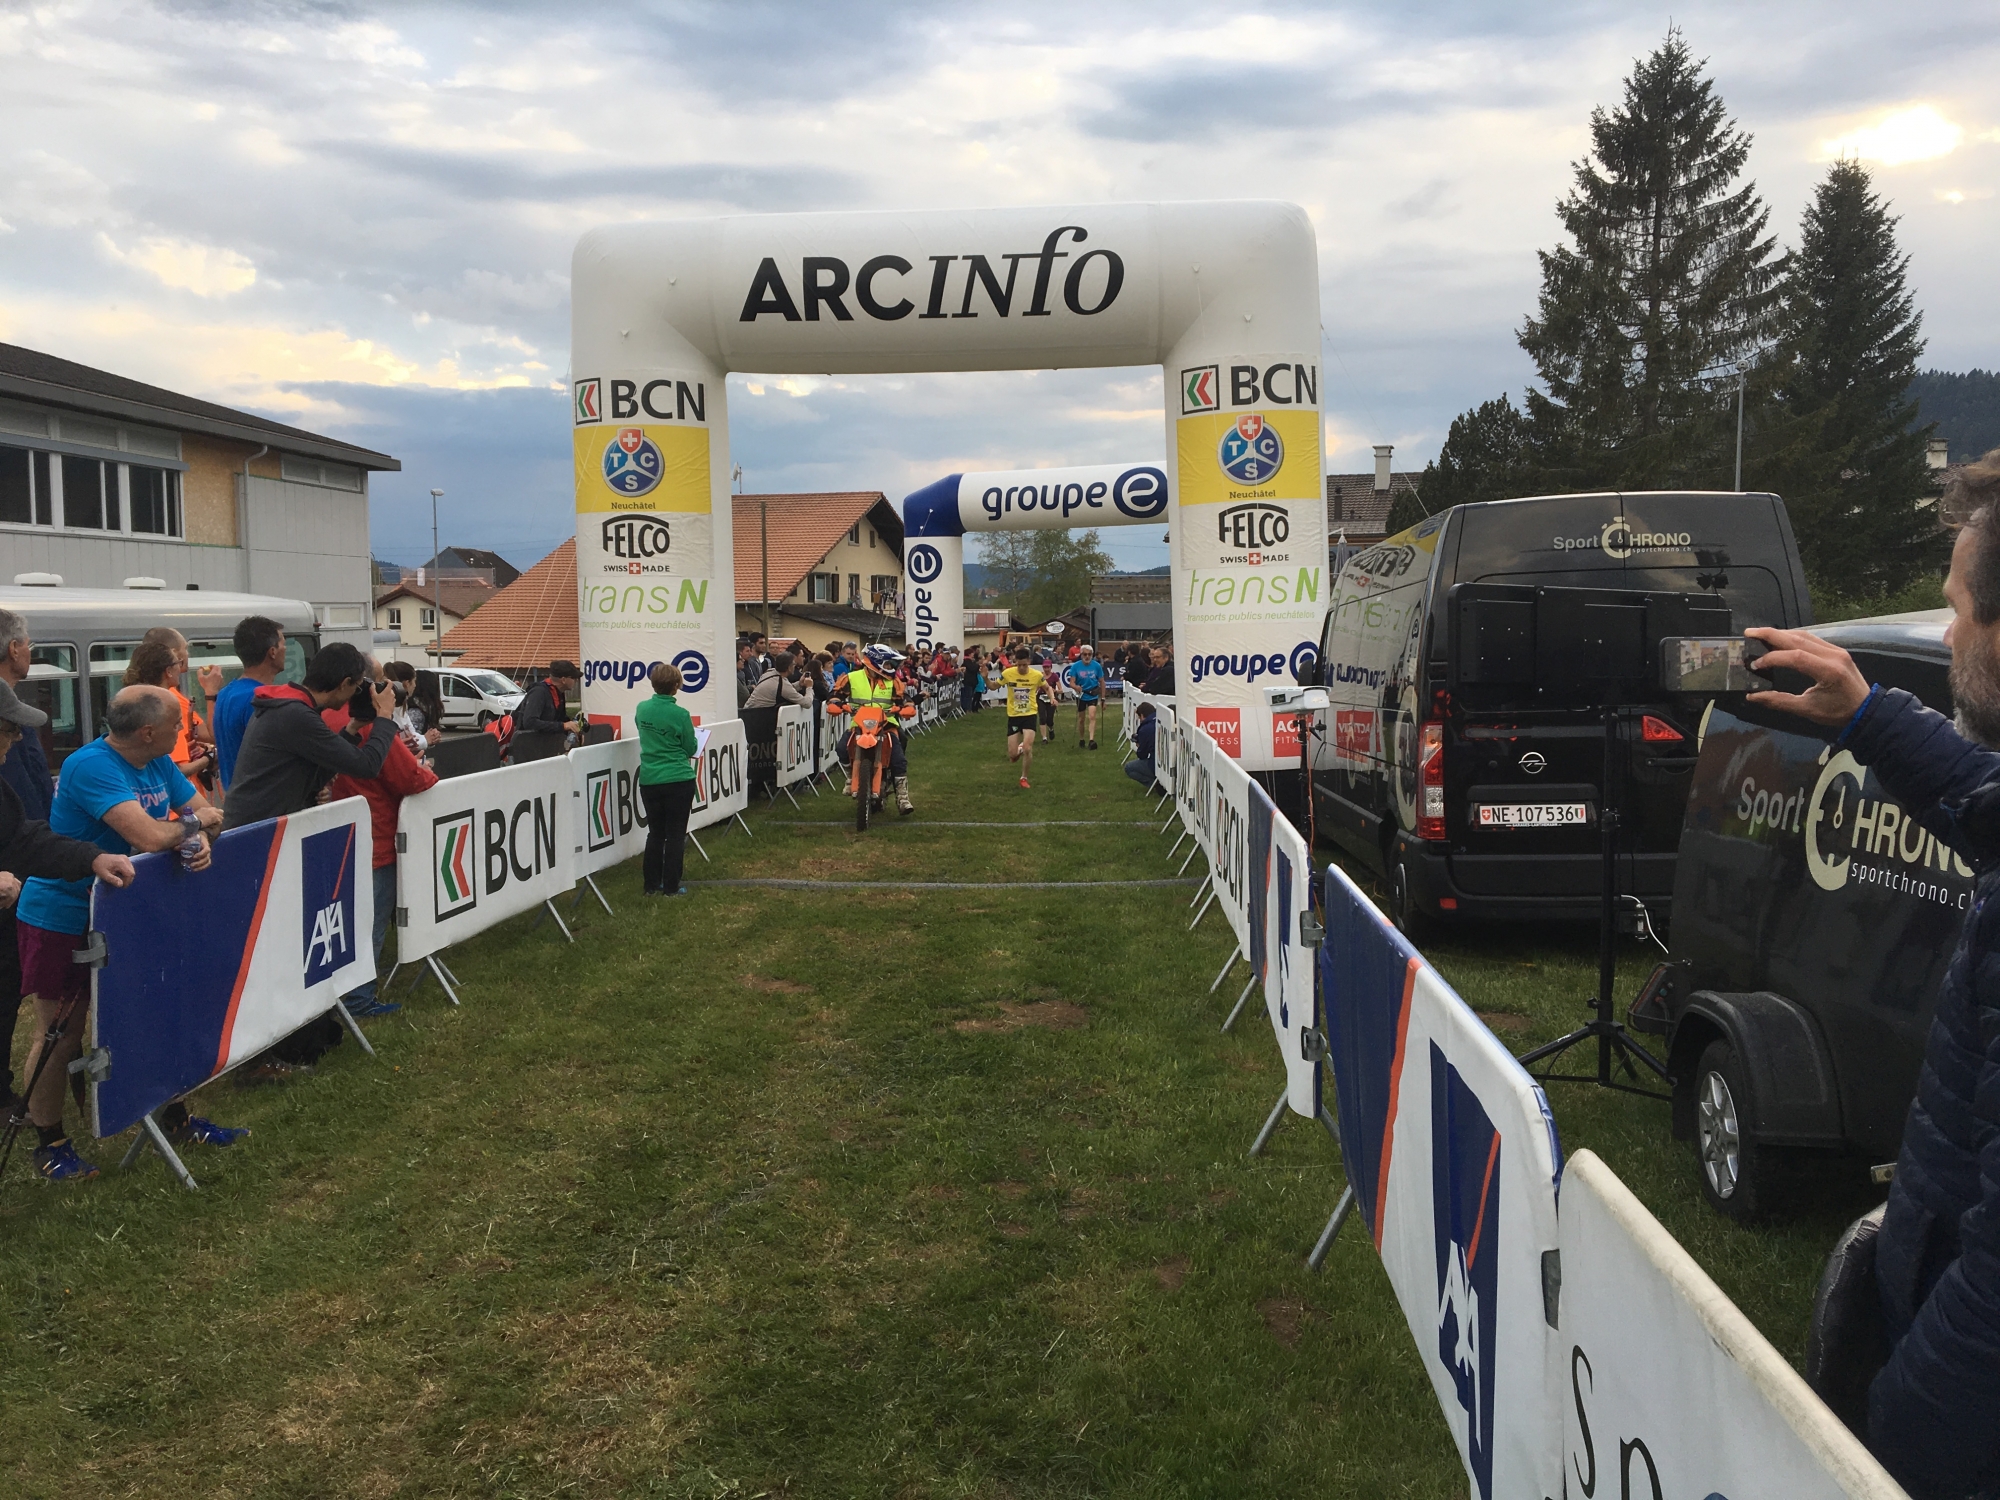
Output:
[[434, 810, 477, 920], [1181, 365, 1219, 415]]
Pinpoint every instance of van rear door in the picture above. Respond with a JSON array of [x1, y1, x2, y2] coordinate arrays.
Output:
[[1440, 493, 1805, 903]]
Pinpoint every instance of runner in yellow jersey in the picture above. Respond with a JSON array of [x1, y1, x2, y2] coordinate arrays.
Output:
[[1000, 645, 1044, 790]]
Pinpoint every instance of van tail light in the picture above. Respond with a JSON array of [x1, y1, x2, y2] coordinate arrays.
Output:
[[1640, 714, 1684, 744], [1416, 722, 1446, 841]]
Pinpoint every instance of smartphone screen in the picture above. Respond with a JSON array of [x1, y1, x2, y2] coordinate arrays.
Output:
[[1659, 637, 1767, 693]]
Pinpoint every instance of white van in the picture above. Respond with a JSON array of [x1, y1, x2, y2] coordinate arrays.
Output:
[[435, 667, 524, 729]]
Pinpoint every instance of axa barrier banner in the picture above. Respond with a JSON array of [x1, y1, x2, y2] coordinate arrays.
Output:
[[1559, 1150, 1906, 1500], [570, 737, 649, 879], [688, 717, 750, 832], [1320, 861, 1565, 1500], [90, 798, 374, 1138], [1248, 785, 1319, 1117], [396, 757, 576, 964], [777, 703, 815, 788]]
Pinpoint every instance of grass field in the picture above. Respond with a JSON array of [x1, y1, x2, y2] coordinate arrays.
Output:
[[0, 703, 1875, 1498]]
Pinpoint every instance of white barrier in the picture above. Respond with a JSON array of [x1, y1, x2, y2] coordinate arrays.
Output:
[[570, 737, 649, 878], [1250, 796, 1318, 1116], [1559, 1150, 1906, 1500], [688, 717, 750, 832], [777, 703, 815, 788], [817, 704, 841, 778], [1207, 748, 1254, 950], [396, 756, 577, 966], [1154, 702, 1177, 794]]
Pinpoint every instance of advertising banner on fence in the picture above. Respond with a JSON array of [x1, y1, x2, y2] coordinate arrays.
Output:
[[1320, 861, 1565, 1500], [91, 798, 374, 1137], [778, 703, 815, 788], [570, 737, 649, 879], [1248, 786, 1318, 1116], [396, 757, 576, 964], [689, 717, 750, 832], [1154, 702, 1177, 795], [1559, 1150, 1905, 1500], [818, 704, 840, 777], [1207, 748, 1254, 952]]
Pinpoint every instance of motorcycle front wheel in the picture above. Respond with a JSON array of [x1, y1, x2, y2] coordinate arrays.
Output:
[[855, 751, 871, 833]]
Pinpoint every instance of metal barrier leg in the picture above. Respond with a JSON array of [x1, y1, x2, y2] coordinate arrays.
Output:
[[688, 831, 709, 863], [1209, 948, 1241, 994], [331, 999, 377, 1060], [1178, 844, 1202, 877], [1318, 1105, 1341, 1147], [1307, 1186, 1356, 1272], [1249, 1088, 1289, 1157], [426, 954, 462, 1006], [1187, 876, 1211, 908], [1157, 801, 1177, 831], [1169, 830, 1190, 861], [542, 899, 576, 944], [123, 1110, 199, 1191], [733, 812, 753, 838], [1221, 974, 1256, 1032], [585, 875, 614, 917], [1189, 889, 1217, 931], [781, 784, 801, 810]]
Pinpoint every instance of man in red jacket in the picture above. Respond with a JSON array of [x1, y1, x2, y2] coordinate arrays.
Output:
[[324, 658, 437, 1019]]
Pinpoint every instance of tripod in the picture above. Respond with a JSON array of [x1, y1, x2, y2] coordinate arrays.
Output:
[[1516, 708, 1673, 1100]]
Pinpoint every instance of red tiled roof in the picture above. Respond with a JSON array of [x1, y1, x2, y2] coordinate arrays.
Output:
[[1325, 471, 1422, 540], [437, 540, 578, 670], [374, 578, 498, 618], [732, 491, 889, 602]]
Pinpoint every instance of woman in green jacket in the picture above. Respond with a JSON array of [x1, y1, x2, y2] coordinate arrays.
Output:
[[635, 661, 700, 896]]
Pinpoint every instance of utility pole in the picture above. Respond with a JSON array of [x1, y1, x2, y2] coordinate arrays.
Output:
[[429, 487, 444, 664], [1733, 361, 1750, 492]]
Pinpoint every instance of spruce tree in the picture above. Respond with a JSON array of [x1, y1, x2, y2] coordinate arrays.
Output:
[[1765, 159, 1939, 601], [1405, 395, 1533, 529], [1517, 29, 1782, 489]]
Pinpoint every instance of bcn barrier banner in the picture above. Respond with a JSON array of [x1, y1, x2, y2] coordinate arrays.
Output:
[[777, 703, 815, 787], [688, 717, 750, 832], [1320, 860, 1565, 1500], [570, 737, 649, 879], [1153, 701, 1177, 794], [91, 798, 374, 1137], [817, 704, 840, 777], [396, 757, 576, 964], [1249, 790, 1319, 1116], [1207, 747, 1254, 952], [1559, 1150, 1905, 1500]]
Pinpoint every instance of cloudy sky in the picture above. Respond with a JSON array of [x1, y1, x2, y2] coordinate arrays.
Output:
[[2, 1, 1995, 575]]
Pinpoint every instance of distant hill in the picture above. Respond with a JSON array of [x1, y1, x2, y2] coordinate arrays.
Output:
[[1911, 369, 2000, 461]]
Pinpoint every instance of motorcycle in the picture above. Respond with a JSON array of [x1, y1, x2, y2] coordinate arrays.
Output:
[[827, 699, 916, 831]]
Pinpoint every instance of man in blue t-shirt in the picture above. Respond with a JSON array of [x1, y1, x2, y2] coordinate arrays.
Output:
[[1066, 644, 1106, 751], [15, 685, 231, 1182], [212, 614, 287, 790]]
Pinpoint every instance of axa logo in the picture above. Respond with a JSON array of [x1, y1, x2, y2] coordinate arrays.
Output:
[[740, 227, 1122, 323], [434, 811, 477, 921], [1218, 502, 1289, 550], [1431, 1043, 1500, 1500], [300, 823, 357, 988]]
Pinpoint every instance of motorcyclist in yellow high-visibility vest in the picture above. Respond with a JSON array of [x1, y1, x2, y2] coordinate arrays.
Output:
[[830, 645, 914, 814]]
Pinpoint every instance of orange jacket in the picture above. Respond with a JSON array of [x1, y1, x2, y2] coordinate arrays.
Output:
[[326, 724, 439, 868]]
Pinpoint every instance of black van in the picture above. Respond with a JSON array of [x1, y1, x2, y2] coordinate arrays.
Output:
[[1305, 491, 1812, 934], [1630, 610, 1968, 1220]]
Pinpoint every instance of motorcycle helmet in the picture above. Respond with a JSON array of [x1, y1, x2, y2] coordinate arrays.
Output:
[[862, 645, 903, 671]]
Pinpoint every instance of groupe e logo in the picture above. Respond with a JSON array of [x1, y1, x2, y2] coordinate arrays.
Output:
[[906, 543, 944, 584], [673, 650, 710, 694], [1186, 641, 1319, 685], [1111, 465, 1168, 519], [739, 227, 1123, 324]]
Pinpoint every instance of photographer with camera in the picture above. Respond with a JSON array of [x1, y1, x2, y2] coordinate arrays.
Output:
[[1747, 451, 2000, 1500], [223, 643, 398, 831]]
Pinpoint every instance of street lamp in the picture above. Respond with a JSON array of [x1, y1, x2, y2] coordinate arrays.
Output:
[[1733, 360, 1751, 492], [429, 487, 444, 663]]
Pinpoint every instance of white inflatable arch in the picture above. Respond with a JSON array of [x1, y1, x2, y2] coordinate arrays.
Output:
[[570, 201, 1326, 770]]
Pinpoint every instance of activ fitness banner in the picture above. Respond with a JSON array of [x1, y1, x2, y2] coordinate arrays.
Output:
[[688, 717, 750, 832], [1248, 785, 1318, 1117], [396, 757, 576, 964], [777, 703, 815, 788], [1319, 859, 1565, 1500], [90, 798, 374, 1137], [1559, 1150, 1905, 1500], [570, 737, 649, 879]]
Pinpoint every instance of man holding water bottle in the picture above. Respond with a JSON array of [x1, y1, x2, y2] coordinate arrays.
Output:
[[13, 686, 232, 1181]]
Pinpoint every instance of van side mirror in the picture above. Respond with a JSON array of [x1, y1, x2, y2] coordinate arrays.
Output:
[[1295, 655, 1321, 687]]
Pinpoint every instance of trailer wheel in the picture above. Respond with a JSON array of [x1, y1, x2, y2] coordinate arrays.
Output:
[[1695, 1038, 1764, 1221]]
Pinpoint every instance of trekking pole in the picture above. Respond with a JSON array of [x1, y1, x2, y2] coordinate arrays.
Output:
[[0, 991, 85, 1186]]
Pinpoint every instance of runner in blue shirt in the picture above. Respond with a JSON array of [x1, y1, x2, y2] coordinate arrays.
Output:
[[212, 614, 288, 789], [1067, 644, 1106, 751]]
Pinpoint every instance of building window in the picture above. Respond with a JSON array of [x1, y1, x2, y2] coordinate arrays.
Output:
[[847, 573, 860, 604], [420, 608, 437, 629], [847, 524, 859, 545], [61, 455, 115, 530], [868, 528, 876, 548], [128, 466, 181, 536], [387, 607, 402, 628], [807, 573, 838, 603], [280, 454, 364, 491], [870, 574, 898, 600]]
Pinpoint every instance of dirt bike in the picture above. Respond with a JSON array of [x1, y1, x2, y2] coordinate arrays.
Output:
[[827, 699, 916, 832]]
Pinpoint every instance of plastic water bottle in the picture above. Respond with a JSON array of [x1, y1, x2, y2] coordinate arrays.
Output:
[[177, 812, 204, 870]]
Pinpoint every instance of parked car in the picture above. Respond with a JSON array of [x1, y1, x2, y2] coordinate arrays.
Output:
[[1629, 609, 1966, 1220], [1304, 491, 1812, 935], [436, 667, 524, 730]]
